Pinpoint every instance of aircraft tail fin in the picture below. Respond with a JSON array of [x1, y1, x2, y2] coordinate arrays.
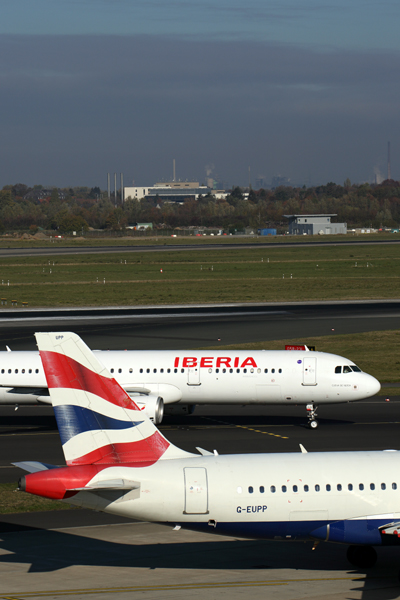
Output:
[[35, 332, 192, 466]]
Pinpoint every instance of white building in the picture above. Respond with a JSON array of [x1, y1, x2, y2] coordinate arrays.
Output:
[[284, 214, 347, 235], [124, 183, 227, 202]]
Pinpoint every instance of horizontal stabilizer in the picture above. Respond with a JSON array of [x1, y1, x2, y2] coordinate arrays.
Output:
[[13, 461, 58, 473], [196, 447, 213, 456], [72, 478, 140, 492]]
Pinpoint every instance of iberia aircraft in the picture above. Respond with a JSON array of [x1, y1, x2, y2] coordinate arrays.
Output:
[[0, 345, 380, 428], [15, 332, 400, 571]]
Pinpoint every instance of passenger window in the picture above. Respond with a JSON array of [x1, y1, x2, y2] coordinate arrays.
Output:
[[271, 368, 275, 373], [146, 368, 150, 373], [381, 483, 386, 490], [181, 369, 184, 373], [370, 483, 375, 490], [129, 368, 133, 373], [29, 369, 32, 374], [22, 369, 25, 374], [8, 369, 11, 374], [118, 368, 122, 373], [278, 368, 282, 373], [208, 368, 212, 373], [110, 368, 114, 373], [153, 369, 157, 373], [304, 485, 309, 492], [0, 369, 3, 374], [260, 486, 264, 493], [216, 368, 219, 373], [222, 368, 226, 373], [393, 483, 397, 490], [248, 486, 253, 494], [337, 484, 342, 491], [257, 368, 261, 373], [230, 369, 233, 373], [293, 485, 298, 492], [270, 485, 276, 493], [264, 368, 268, 373], [35, 369, 39, 373], [243, 369, 247, 373], [315, 484, 320, 492], [282, 485, 287, 492], [15, 369, 18, 374], [335, 366, 341, 373], [167, 368, 171, 373], [237, 486, 242, 494], [359, 483, 364, 490], [236, 369, 240, 373], [174, 368, 177, 373], [160, 368, 164, 373], [326, 484, 331, 491], [348, 483, 353, 491], [140, 368, 143, 373]]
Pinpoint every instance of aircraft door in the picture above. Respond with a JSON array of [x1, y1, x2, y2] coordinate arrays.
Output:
[[187, 367, 200, 386], [303, 357, 317, 385], [183, 467, 209, 514]]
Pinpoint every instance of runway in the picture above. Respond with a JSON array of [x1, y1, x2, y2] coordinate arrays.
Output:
[[0, 300, 399, 351], [0, 303, 399, 599], [0, 237, 398, 258]]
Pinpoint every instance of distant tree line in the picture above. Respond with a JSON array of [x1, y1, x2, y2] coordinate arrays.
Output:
[[0, 180, 399, 234]]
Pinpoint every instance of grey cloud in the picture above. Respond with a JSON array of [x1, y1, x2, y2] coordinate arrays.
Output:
[[0, 34, 399, 187]]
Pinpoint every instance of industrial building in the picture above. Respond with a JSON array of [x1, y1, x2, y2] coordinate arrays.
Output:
[[284, 214, 347, 235], [124, 181, 227, 202]]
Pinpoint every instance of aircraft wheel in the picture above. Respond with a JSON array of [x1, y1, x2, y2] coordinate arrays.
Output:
[[346, 545, 377, 569], [309, 419, 319, 429]]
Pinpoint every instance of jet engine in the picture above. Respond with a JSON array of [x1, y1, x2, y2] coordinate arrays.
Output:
[[131, 395, 164, 424]]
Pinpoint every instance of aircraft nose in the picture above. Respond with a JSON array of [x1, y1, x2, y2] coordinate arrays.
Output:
[[365, 375, 381, 396]]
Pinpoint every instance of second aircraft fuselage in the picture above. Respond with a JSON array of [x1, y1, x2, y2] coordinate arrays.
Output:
[[0, 349, 381, 407]]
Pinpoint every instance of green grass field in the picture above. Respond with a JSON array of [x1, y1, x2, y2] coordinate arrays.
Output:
[[0, 243, 398, 306]]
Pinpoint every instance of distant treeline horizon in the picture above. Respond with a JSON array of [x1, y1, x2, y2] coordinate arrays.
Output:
[[0, 179, 399, 233]]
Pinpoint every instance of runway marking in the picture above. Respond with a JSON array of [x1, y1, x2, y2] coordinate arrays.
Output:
[[199, 416, 289, 439], [0, 575, 389, 598]]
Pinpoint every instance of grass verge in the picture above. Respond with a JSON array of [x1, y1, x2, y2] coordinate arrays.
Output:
[[0, 244, 398, 306], [0, 482, 76, 514]]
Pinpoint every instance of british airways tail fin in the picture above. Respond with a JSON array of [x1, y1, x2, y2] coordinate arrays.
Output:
[[35, 332, 193, 466]]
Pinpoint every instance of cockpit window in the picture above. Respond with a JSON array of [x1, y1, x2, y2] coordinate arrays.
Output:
[[343, 366, 352, 373], [335, 366, 342, 374], [351, 365, 361, 372]]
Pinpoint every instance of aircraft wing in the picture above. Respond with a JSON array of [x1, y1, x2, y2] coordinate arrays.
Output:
[[380, 522, 400, 537]]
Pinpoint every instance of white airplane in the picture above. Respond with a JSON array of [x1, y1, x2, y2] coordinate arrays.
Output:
[[15, 332, 400, 572], [0, 345, 380, 428]]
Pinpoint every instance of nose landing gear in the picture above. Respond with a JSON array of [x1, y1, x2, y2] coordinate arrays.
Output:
[[306, 403, 319, 429]]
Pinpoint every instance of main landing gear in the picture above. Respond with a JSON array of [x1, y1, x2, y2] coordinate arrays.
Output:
[[306, 403, 319, 429], [346, 545, 377, 569]]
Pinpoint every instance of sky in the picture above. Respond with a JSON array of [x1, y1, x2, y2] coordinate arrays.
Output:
[[1, 0, 400, 189]]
